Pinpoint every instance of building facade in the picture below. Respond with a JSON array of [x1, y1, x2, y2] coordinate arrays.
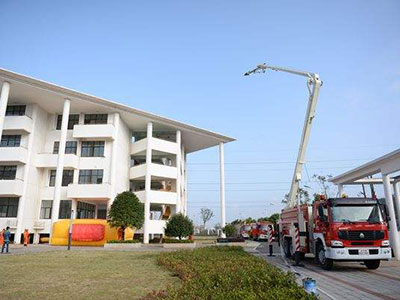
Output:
[[0, 69, 234, 244]]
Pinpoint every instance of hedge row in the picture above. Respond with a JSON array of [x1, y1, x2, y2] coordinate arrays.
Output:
[[107, 239, 140, 244], [143, 246, 316, 300], [163, 238, 194, 244]]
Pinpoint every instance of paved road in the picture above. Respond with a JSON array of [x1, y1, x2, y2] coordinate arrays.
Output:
[[249, 242, 400, 300]]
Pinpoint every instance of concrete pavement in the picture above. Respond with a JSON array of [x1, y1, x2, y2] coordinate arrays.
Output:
[[249, 242, 400, 300]]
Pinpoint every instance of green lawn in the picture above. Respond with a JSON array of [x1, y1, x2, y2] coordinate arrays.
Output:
[[0, 250, 179, 300]]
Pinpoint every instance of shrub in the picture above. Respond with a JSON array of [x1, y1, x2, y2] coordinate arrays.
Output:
[[222, 224, 236, 237], [163, 238, 194, 244], [143, 247, 316, 300], [108, 191, 144, 240], [217, 237, 245, 243], [164, 213, 194, 240], [107, 239, 140, 244]]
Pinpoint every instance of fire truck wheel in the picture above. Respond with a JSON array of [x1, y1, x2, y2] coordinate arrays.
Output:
[[317, 244, 333, 270], [283, 238, 293, 258], [364, 260, 380, 270]]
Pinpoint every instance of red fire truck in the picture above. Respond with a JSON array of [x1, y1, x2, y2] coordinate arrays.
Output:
[[248, 222, 274, 241], [280, 197, 392, 270], [240, 224, 252, 239]]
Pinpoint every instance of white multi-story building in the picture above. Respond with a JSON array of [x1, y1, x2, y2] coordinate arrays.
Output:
[[0, 69, 234, 244]]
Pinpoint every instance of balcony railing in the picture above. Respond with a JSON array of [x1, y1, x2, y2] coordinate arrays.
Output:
[[67, 183, 112, 199], [3, 115, 33, 133], [0, 179, 24, 196], [73, 124, 115, 140], [0, 146, 28, 164], [36, 153, 79, 168]]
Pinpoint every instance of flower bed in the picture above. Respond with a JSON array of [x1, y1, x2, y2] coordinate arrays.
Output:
[[104, 239, 141, 249], [107, 239, 140, 243], [162, 239, 195, 249], [163, 239, 194, 244], [144, 246, 316, 299]]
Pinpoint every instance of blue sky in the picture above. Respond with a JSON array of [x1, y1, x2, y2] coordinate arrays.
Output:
[[1, 1, 399, 226]]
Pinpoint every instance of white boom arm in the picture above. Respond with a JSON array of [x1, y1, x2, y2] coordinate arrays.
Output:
[[244, 63, 322, 209]]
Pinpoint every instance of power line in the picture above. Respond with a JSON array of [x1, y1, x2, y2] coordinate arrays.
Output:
[[188, 181, 290, 185], [188, 158, 374, 165], [188, 166, 358, 172]]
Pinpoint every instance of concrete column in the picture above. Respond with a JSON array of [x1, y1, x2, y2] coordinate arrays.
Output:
[[15, 105, 38, 243], [109, 112, 120, 205], [71, 200, 78, 219], [393, 182, 400, 226], [382, 174, 400, 260], [219, 142, 226, 237], [143, 122, 152, 244], [51, 99, 71, 232], [337, 184, 344, 197], [0, 81, 10, 138], [176, 130, 182, 213]]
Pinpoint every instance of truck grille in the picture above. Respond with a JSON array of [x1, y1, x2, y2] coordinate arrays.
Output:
[[338, 230, 384, 240]]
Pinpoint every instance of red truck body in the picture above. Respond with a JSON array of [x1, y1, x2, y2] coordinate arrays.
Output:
[[280, 197, 392, 270], [248, 221, 273, 240]]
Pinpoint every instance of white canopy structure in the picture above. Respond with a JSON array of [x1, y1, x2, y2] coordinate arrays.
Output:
[[331, 148, 400, 260]]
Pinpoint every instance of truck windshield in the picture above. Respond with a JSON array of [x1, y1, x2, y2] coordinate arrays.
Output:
[[259, 225, 269, 230], [242, 225, 251, 231], [331, 205, 383, 223]]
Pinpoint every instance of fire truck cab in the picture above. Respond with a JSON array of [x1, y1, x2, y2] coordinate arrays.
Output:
[[280, 197, 392, 270]]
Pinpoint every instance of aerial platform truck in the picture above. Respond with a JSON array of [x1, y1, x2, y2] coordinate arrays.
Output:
[[245, 64, 391, 270]]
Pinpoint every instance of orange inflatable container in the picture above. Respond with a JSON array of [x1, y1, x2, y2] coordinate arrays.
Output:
[[50, 219, 134, 246]]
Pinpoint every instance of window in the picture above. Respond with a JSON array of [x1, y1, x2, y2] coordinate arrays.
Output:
[[0, 166, 17, 180], [84, 114, 108, 124], [40, 200, 52, 219], [78, 169, 103, 184], [56, 114, 79, 130], [77, 202, 96, 219], [81, 141, 105, 157], [0, 135, 21, 147], [59, 200, 71, 219], [49, 170, 74, 186], [53, 141, 77, 154], [5, 105, 26, 116], [0, 197, 19, 217]]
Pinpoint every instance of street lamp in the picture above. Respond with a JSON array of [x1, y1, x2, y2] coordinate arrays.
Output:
[[244, 63, 322, 209]]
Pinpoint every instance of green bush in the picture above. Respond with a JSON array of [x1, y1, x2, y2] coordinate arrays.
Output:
[[107, 239, 140, 244], [144, 246, 316, 300], [163, 238, 194, 244], [108, 191, 144, 240], [222, 224, 236, 237], [164, 213, 194, 240]]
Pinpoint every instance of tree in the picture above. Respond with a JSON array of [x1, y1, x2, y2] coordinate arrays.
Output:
[[244, 217, 256, 224], [108, 191, 144, 240], [282, 187, 310, 204], [200, 207, 214, 228], [231, 219, 243, 225], [165, 213, 194, 240], [223, 224, 236, 237], [267, 213, 280, 224], [312, 174, 335, 199]]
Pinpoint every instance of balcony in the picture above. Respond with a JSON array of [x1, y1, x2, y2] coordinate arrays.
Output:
[[0, 147, 28, 164], [131, 137, 178, 155], [73, 124, 115, 140], [3, 115, 33, 133], [36, 153, 79, 169], [130, 163, 177, 180], [134, 190, 177, 205], [67, 183, 111, 199], [0, 179, 24, 196]]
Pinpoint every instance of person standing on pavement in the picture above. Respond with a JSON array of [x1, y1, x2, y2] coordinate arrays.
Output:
[[1, 226, 10, 254], [23, 229, 30, 247]]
